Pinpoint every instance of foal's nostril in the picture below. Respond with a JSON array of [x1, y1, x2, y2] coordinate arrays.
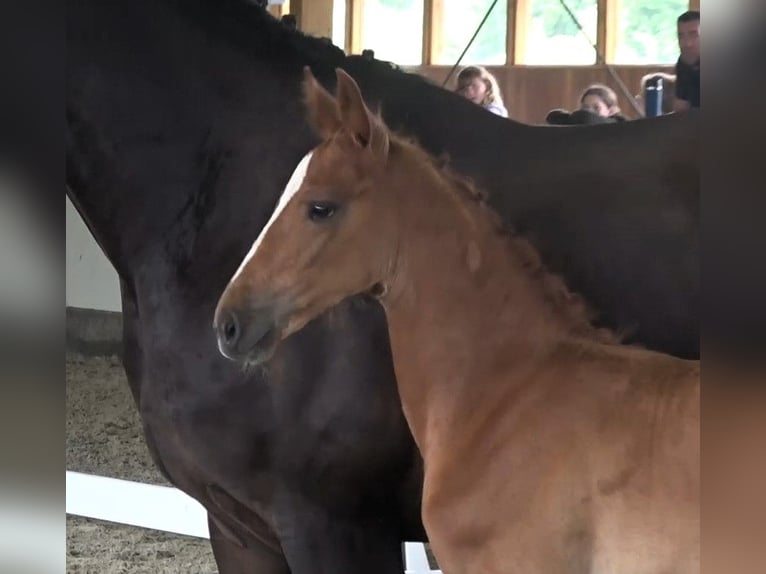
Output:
[[220, 312, 240, 346]]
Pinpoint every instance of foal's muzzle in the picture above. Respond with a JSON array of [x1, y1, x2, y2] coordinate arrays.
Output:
[[214, 305, 279, 364]]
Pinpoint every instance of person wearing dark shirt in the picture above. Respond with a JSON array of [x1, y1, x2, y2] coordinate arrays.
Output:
[[673, 10, 700, 111]]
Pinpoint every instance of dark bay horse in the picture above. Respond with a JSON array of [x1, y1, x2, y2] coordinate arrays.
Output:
[[66, 0, 698, 571], [214, 67, 700, 573]]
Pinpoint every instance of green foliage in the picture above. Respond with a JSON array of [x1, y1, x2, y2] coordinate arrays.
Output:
[[378, 0, 415, 10], [438, 0, 508, 64], [617, 0, 687, 63], [529, 0, 686, 63], [532, 0, 595, 38], [367, 0, 687, 65], [361, 0, 424, 64]]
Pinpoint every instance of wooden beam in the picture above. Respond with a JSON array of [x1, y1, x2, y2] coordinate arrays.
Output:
[[340, 0, 350, 53], [347, 0, 364, 54], [596, 0, 606, 63], [689, 0, 699, 11], [506, 0, 517, 65], [513, 0, 530, 64], [290, 0, 334, 39], [267, 1, 290, 19], [267, 4, 283, 19], [423, 0, 441, 65], [598, 0, 619, 63]]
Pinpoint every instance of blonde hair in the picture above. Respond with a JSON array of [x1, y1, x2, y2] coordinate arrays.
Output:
[[579, 83, 621, 115], [456, 66, 506, 109]]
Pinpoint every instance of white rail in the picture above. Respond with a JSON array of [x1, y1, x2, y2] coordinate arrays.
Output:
[[66, 471, 441, 573]]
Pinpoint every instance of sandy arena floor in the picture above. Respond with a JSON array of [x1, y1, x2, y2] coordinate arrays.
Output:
[[66, 354, 217, 573]]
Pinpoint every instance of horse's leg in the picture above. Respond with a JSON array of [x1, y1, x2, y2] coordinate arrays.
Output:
[[273, 493, 406, 574], [208, 514, 291, 574], [279, 519, 404, 574]]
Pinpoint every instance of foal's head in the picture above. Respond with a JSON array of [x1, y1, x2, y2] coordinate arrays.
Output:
[[214, 67, 400, 365]]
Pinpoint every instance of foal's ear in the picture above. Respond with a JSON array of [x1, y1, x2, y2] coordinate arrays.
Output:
[[334, 68, 389, 159], [302, 66, 341, 139]]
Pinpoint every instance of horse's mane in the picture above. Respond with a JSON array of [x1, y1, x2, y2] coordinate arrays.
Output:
[[172, 0, 433, 86], [390, 134, 621, 346], [171, 0, 344, 66]]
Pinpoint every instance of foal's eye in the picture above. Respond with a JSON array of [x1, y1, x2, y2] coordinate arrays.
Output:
[[307, 201, 338, 222]]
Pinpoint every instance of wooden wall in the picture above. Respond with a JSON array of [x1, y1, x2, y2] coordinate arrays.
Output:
[[407, 64, 676, 125]]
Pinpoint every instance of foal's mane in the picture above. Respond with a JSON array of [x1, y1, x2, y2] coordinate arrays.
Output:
[[390, 134, 621, 346]]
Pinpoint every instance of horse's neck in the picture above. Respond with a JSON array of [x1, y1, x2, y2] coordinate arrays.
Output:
[[380, 175, 571, 456], [67, 0, 278, 277]]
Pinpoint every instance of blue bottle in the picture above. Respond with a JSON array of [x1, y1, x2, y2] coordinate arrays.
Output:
[[644, 76, 664, 117]]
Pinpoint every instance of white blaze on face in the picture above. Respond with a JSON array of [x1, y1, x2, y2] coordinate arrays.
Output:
[[230, 151, 314, 283]]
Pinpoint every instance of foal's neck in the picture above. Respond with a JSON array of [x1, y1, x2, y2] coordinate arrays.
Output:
[[380, 151, 602, 455]]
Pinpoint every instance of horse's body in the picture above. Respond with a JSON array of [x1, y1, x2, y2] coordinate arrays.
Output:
[[67, 1, 698, 571], [215, 68, 700, 574]]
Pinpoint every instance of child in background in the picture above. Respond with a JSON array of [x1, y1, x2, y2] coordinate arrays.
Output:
[[455, 66, 509, 118], [578, 84, 625, 120], [545, 84, 626, 126]]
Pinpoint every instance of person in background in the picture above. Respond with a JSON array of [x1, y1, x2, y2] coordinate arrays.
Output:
[[455, 66, 509, 118], [545, 83, 626, 125], [578, 84, 625, 120], [673, 10, 700, 111]]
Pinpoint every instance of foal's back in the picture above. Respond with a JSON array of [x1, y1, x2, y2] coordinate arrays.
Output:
[[433, 341, 700, 574], [582, 344, 700, 573], [526, 341, 700, 574]]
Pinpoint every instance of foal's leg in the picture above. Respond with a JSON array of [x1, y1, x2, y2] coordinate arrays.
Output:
[[273, 493, 407, 574], [208, 514, 291, 574]]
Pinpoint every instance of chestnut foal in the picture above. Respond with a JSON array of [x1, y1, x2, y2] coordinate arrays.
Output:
[[214, 68, 700, 574]]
